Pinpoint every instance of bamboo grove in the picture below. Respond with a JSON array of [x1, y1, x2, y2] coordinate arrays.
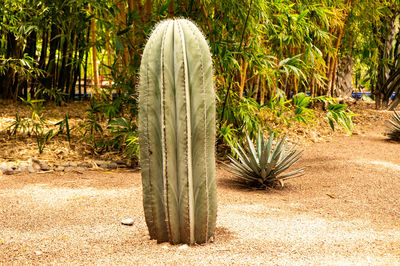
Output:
[[0, 0, 399, 109]]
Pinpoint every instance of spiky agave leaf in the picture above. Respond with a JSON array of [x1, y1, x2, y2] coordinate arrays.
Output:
[[387, 110, 400, 141], [227, 131, 305, 189]]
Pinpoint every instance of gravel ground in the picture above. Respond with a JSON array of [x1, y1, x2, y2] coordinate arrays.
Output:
[[1, 129, 400, 265]]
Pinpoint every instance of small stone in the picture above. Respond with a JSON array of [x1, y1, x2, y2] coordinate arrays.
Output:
[[33, 165, 41, 170], [64, 166, 75, 172], [99, 163, 108, 168], [95, 160, 106, 167], [40, 163, 50, 171], [55, 166, 65, 172], [34, 251, 42, 255], [27, 166, 35, 173], [0, 164, 14, 175], [78, 162, 92, 168], [69, 162, 78, 167], [115, 159, 126, 165], [60, 162, 70, 167], [121, 218, 134, 226], [1, 168, 14, 175], [178, 244, 189, 250], [18, 165, 27, 172], [32, 158, 40, 164], [106, 162, 118, 169], [76, 167, 85, 172]]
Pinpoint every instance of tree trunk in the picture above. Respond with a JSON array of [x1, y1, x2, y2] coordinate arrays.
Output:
[[0, 33, 23, 99], [21, 31, 37, 98], [45, 24, 59, 91], [335, 55, 354, 98], [168, 0, 174, 18], [375, 12, 400, 109]]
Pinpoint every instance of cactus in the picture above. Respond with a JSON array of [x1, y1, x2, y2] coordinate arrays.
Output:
[[138, 19, 217, 245]]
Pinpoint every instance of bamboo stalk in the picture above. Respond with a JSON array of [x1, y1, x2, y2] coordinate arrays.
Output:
[[239, 59, 248, 97], [89, 4, 99, 94]]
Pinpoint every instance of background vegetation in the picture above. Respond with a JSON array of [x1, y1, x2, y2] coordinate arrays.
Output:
[[1, 0, 399, 160]]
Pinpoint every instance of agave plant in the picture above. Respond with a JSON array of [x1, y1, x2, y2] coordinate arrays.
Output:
[[227, 131, 305, 189], [388, 110, 400, 141]]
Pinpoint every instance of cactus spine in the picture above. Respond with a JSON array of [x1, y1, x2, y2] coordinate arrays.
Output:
[[138, 19, 217, 245]]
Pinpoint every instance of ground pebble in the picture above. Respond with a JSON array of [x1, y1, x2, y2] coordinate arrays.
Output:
[[55, 166, 65, 172], [78, 162, 92, 168], [27, 166, 35, 173], [107, 162, 118, 169], [40, 162, 50, 171], [64, 166, 75, 172], [178, 244, 189, 250], [0, 166, 14, 175], [121, 218, 134, 226]]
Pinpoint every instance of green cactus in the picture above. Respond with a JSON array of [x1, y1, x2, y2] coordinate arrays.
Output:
[[138, 19, 217, 245]]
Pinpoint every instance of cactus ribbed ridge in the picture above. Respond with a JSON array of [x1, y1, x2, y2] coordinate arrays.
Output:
[[138, 19, 217, 245]]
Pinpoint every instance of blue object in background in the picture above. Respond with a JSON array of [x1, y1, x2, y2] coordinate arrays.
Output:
[[351, 92, 396, 100]]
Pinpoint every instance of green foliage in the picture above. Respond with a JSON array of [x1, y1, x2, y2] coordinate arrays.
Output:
[[217, 89, 356, 156], [8, 93, 54, 154], [387, 110, 400, 141], [262, 89, 292, 126], [36, 129, 54, 154], [79, 81, 139, 160], [35, 84, 66, 106], [55, 114, 71, 143], [218, 122, 238, 151], [82, 98, 104, 143], [326, 104, 355, 135], [0, 56, 43, 80], [227, 130, 305, 189], [292, 93, 315, 124], [108, 117, 139, 159], [138, 19, 216, 245]]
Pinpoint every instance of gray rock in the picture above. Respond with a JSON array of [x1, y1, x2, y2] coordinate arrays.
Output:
[[0, 165, 15, 175], [32, 158, 40, 164], [106, 162, 118, 169], [60, 162, 70, 167], [76, 167, 85, 172], [95, 160, 106, 167], [18, 165, 27, 172], [115, 159, 126, 165], [64, 166, 75, 172], [78, 162, 92, 168], [27, 166, 35, 173], [55, 166, 65, 172], [40, 163, 50, 171]]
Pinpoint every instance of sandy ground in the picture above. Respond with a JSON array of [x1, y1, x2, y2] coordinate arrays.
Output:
[[1, 127, 400, 265]]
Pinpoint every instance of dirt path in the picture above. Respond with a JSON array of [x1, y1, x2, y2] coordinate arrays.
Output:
[[1, 130, 399, 265]]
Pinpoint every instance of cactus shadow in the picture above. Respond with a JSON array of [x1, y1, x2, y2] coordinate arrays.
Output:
[[214, 226, 237, 242]]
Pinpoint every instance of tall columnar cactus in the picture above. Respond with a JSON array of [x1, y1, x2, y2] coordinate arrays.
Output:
[[138, 19, 217, 245]]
